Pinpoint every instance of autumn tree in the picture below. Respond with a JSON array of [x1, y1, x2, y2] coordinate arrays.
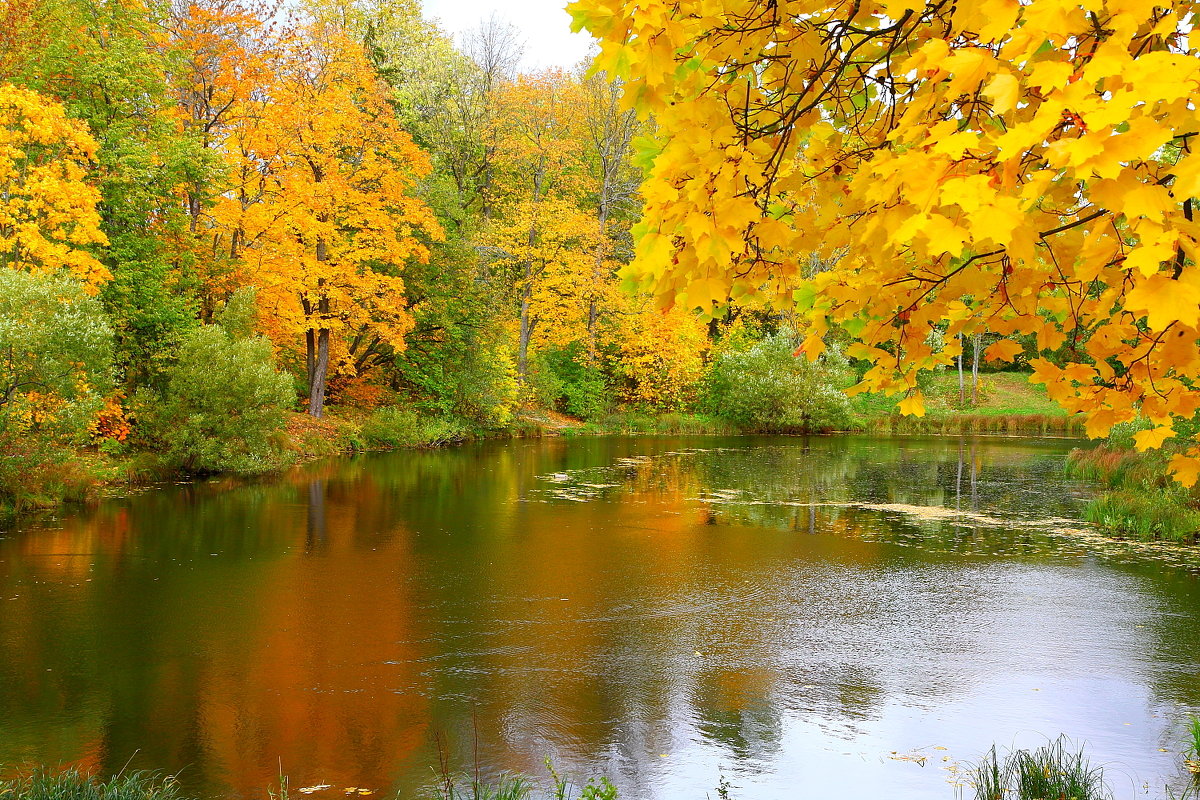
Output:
[[222, 24, 441, 417], [0, 84, 109, 287], [578, 70, 641, 358], [486, 196, 601, 378], [7, 0, 215, 381], [167, 0, 276, 316], [573, 0, 1200, 480]]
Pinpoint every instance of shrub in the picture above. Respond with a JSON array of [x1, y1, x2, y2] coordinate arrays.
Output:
[[361, 407, 471, 448], [532, 343, 612, 421], [361, 406, 421, 447], [0, 271, 113, 509], [701, 332, 853, 432], [138, 290, 293, 474], [0, 434, 100, 512], [395, 326, 520, 429], [0, 270, 113, 441], [609, 304, 708, 411]]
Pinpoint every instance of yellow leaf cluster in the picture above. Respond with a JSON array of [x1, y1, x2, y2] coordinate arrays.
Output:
[[573, 0, 1200, 472], [0, 84, 109, 289]]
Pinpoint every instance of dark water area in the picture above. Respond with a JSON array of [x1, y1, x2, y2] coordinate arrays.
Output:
[[2, 435, 1199, 799]]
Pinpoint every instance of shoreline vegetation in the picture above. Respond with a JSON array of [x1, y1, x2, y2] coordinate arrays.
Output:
[[2, 369, 1083, 515], [6, 364, 1197, 547], [3, 728, 1199, 800]]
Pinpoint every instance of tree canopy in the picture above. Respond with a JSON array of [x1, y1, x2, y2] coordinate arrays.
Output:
[[571, 0, 1200, 482]]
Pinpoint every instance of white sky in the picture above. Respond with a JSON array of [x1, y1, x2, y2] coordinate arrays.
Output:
[[419, 0, 597, 70]]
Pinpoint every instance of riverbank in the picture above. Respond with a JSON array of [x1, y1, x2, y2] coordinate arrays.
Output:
[[0, 372, 1087, 516], [1066, 444, 1200, 544], [0, 408, 516, 515], [848, 371, 1086, 436]]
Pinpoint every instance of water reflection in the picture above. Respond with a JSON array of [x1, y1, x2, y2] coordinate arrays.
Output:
[[0, 436, 1198, 800]]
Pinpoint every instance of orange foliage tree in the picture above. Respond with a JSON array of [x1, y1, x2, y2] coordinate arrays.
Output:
[[219, 24, 442, 416], [168, 0, 277, 314]]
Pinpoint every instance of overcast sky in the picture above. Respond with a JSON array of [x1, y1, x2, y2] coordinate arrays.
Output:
[[418, 0, 597, 70]]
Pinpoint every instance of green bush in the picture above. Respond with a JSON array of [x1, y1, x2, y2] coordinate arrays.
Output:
[[0, 271, 114, 510], [361, 407, 471, 448], [531, 343, 611, 421], [701, 332, 853, 432], [138, 290, 293, 474], [0, 270, 113, 440]]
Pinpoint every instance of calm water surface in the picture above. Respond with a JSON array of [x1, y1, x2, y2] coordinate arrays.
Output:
[[2, 435, 1200, 800]]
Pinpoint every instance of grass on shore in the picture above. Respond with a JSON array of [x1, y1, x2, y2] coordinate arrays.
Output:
[[0, 734, 1159, 800], [849, 371, 1085, 435], [0, 770, 185, 800], [1066, 444, 1200, 544], [965, 737, 1111, 800]]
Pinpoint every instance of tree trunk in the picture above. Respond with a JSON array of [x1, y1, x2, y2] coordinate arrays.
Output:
[[517, 169, 543, 384], [957, 333, 965, 407], [971, 333, 981, 407], [307, 241, 330, 417], [308, 324, 330, 418], [305, 326, 315, 391], [517, 288, 533, 382], [586, 192, 611, 363]]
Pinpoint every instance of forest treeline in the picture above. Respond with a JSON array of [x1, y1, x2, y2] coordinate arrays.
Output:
[[0, 0, 875, 508]]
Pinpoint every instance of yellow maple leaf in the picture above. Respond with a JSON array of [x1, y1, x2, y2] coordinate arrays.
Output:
[[982, 72, 1020, 113], [983, 339, 1023, 362], [1133, 426, 1174, 452], [898, 391, 926, 417], [1125, 275, 1200, 331], [1169, 453, 1200, 488]]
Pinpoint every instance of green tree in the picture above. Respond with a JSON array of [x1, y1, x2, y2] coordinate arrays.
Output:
[[8, 0, 216, 384], [140, 289, 294, 473], [0, 270, 113, 436]]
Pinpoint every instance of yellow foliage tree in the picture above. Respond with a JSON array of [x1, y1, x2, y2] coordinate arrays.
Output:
[[487, 71, 598, 381], [219, 25, 442, 417], [610, 303, 708, 410], [573, 0, 1200, 481], [485, 196, 600, 376], [0, 83, 109, 289]]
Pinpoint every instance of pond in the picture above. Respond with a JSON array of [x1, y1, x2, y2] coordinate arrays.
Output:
[[2, 435, 1199, 800]]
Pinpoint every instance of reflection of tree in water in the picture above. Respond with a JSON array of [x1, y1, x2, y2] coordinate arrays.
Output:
[[666, 437, 1092, 539], [691, 667, 784, 763], [3, 434, 1197, 800]]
